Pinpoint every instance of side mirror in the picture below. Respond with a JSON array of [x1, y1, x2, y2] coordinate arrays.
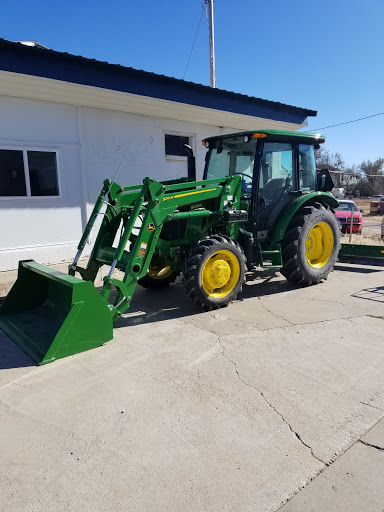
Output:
[[316, 168, 334, 192]]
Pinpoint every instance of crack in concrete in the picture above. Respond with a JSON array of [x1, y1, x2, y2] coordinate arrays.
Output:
[[129, 293, 383, 339], [304, 297, 384, 319], [217, 338, 326, 466], [366, 314, 384, 321], [360, 401, 384, 412], [359, 440, 384, 452], [257, 297, 294, 325], [174, 304, 381, 337]]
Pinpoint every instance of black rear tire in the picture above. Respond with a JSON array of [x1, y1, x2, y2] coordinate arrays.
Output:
[[281, 203, 341, 286], [182, 235, 246, 310]]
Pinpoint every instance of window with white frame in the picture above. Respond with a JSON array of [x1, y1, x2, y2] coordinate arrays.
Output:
[[0, 149, 59, 197]]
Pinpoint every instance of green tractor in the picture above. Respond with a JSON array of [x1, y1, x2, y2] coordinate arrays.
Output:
[[0, 129, 343, 364], [138, 129, 341, 305]]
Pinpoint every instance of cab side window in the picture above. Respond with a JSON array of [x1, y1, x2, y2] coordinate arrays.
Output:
[[299, 144, 317, 191], [259, 142, 295, 203], [232, 153, 255, 194]]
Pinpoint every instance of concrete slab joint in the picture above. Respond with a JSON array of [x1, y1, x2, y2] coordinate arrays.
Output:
[[359, 439, 384, 452]]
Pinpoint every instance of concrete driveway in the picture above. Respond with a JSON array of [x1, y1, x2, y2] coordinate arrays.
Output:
[[0, 263, 384, 511]]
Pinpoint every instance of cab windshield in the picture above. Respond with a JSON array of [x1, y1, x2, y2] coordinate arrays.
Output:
[[205, 136, 257, 193]]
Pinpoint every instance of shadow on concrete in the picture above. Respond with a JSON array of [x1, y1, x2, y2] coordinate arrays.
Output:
[[335, 264, 383, 274], [352, 286, 384, 304], [115, 269, 297, 330], [0, 333, 35, 370]]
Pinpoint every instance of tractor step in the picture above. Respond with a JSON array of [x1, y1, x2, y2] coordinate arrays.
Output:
[[259, 249, 283, 269]]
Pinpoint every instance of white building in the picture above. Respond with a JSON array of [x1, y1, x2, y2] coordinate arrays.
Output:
[[330, 170, 360, 188], [0, 39, 316, 271]]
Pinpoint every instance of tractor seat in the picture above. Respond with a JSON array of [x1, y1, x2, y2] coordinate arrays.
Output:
[[260, 178, 287, 205]]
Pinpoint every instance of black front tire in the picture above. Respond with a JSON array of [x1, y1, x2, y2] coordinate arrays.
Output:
[[182, 235, 246, 310], [281, 203, 341, 286]]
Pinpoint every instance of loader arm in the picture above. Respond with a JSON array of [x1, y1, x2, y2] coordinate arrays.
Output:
[[70, 175, 243, 319]]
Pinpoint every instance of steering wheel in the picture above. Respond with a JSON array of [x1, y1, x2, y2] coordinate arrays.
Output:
[[236, 172, 253, 199], [236, 172, 252, 180]]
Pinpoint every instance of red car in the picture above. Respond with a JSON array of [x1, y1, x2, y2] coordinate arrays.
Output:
[[335, 200, 362, 233]]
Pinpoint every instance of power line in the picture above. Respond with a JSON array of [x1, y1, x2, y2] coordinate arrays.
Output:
[[305, 111, 384, 132], [182, 4, 206, 80]]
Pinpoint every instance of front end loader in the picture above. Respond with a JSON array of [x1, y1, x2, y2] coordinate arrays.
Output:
[[2, 129, 382, 364], [0, 173, 245, 363]]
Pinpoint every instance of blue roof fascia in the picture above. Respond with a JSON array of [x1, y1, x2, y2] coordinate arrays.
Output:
[[0, 39, 316, 125]]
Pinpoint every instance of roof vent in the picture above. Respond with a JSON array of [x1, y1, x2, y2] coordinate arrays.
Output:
[[15, 40, 49, 49]]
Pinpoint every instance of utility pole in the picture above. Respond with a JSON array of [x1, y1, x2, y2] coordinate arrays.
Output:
[[205, 0, 216, 88]]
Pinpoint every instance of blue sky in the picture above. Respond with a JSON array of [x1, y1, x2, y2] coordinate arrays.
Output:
[[2, 0, 383, 167]]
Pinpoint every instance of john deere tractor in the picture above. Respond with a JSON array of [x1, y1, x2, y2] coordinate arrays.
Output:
[[0, 129, 343, 364]]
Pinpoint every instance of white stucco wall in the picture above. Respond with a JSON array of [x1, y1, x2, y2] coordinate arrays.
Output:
[[0, 97, 86, 271], [80, 108, 233, 205], [0, 96, 241, 271]]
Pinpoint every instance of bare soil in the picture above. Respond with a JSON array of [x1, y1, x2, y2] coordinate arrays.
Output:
[[343, 198, 384, 243]]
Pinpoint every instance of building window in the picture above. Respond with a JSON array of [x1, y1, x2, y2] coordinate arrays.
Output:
[[165, 134, 190, 157], [0, 150, 26, 196], [0, 149, 59, 197]]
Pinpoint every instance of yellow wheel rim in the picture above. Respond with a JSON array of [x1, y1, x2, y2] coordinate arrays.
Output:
[[305, 222, 334, 268], [201, 250, 240, 298], [147, 264, 173, 280]]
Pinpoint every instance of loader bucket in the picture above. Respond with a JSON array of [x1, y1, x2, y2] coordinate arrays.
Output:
[[0, 260, 113, 364]]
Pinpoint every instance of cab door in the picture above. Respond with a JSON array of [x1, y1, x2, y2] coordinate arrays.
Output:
[[204, 135, 257, 231], [256, 142, 297, 238]]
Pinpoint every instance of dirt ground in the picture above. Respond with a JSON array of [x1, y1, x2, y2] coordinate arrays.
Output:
[[342, 198, 383, 244]]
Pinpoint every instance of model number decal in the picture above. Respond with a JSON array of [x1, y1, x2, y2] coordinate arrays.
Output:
[[162, 188, 217, 201]]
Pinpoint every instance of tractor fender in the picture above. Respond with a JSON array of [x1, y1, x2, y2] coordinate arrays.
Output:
[[271, 192, 339, 243]]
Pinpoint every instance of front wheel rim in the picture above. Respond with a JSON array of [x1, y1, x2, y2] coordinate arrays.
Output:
[[305, 222, 334, 268], [201, 250, 240, 298]]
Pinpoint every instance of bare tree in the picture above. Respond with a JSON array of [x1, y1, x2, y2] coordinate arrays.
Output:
[[315, 147, 384, 196], [359, 158, 384, 194], [315, 147, 345, 188], [315, 147, 345, 172]]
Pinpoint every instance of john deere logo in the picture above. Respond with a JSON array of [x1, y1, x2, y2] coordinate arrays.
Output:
[[147, 223, 155, 231]]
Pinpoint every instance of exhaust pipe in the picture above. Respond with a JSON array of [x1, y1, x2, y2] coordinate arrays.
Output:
[[184, 144, 196, 181]]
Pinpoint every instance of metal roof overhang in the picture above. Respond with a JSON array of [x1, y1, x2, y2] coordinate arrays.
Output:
[[0, 71, 305, 131], [0, 39, 316, 131]]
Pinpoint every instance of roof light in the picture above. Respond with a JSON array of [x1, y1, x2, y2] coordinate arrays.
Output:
[[252, 133, 267, 139]]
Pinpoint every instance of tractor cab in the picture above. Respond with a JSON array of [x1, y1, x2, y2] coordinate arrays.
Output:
[[203, 130, 326, 241]]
